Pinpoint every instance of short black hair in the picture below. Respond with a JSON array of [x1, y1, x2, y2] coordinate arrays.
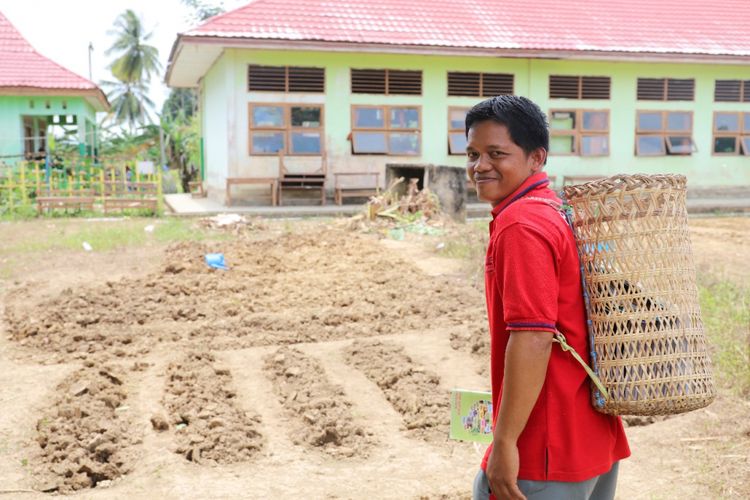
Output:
[[465, 95, 549, 162]]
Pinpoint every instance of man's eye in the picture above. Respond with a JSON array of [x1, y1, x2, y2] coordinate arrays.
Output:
[[467, 152, 479, 160], [489, 151, 502, 158]]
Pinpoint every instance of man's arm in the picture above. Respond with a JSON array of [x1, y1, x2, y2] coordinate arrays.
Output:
[[485, 329, 553, 500]]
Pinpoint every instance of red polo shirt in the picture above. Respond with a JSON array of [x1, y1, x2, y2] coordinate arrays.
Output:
[[481, 172, 630, 482]]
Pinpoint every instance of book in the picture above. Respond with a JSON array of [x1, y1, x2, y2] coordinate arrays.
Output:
[[449, 388, 493, 444]]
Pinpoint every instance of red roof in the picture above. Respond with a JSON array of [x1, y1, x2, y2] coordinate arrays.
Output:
[[0, 11, 108, 108], [185, 0, 750, 58]]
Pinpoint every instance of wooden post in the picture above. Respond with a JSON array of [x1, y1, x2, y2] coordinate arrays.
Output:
[[34, 162, 41, 195], [19, 162, 27, 205], [156, 162, 163, 214], [99, 169, 105, 205], [7, 176, 14, 212]]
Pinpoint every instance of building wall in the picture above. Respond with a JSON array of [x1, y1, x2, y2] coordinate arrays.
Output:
[[200, 48, 750, 194], [201, 53, 231, 193], [0, 95, 97, 162]]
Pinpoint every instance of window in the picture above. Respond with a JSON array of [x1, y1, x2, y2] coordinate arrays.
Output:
[[549, 109, 609, 156], [447, 72, 514, 97], [247, 65, 325, 93], [714, 80, 750, 102], [635, 111, 696, 156], [549, 76, 611, 99], [637, 78, 695, 101], [351, 105, 420, 155], [448, 107, 469, 155], [248, 103, 323, 155], [712, 111, 750, 155], [351, 69, 422, 95]]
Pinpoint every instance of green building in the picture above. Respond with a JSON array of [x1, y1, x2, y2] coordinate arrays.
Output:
[[0, 11, 108, 165], [166, 0, 750, 203]]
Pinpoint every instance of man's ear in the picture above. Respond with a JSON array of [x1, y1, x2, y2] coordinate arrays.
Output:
[[528, 147, 547, 172]]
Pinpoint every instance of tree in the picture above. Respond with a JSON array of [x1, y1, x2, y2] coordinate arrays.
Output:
[[161, 88, 197, 122], [181, 0, 226, 23], [103, 10, 161, 130], [106, 10, 162, 83], [101, 80, 155, 134]]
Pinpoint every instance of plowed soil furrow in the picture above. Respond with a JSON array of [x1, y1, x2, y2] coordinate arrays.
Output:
[[31, 364, 137, 493], [162, 351, 264, 464], [344, 339, 450, 441], [263, 346, 375, 457]]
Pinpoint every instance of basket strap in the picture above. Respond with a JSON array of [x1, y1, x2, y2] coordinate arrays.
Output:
[[552, 332, 609, 400], [520, 195, 609, 405], [559, 195, 608, 408]]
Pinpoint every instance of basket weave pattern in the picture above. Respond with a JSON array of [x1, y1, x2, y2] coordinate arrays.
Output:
[[563, 174, 715, 416]]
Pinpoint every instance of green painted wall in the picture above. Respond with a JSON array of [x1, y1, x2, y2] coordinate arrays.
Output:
[[199, 48, 750, 191], [0, 95, 97, 162]]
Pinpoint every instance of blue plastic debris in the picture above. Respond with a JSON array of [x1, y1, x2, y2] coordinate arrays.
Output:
[[205, 253, 229, 270]]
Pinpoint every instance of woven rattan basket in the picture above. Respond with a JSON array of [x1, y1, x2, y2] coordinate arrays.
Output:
[[562, 174, 715, 416]]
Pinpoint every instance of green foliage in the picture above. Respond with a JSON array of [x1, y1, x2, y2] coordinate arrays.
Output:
[[101, 80, 156, 133], [162, 89, 197, 122], [103, 9, 161, 132], [1, 218, 222, 255], [181, 0, 226, 23], [699, 277, 750, 396], [106, 10, 162, 84]]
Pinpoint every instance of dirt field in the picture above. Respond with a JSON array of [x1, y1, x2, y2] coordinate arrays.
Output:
[[0, 215, 748, 499]]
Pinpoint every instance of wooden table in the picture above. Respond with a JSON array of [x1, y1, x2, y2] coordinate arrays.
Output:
[[226, 177, 278, 206]]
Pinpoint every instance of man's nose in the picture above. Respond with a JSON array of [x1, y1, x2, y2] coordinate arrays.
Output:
[[474, 153, 493, 170]]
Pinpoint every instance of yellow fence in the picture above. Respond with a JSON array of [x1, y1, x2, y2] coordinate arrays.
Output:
[[0, 160, 163, 215]]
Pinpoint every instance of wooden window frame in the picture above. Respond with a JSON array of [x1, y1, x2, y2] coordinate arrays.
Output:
[[351, 104, 422, 156], [635, 110, 695, 156], [247, 65, 325, 93], [448, 106, 470, 155], [446, 72, 514, 97], [549, 109, 610, 157], [248, 103, 325, 156], [712, 111, 750, 156], [637, 78, 695, 102], [549, 75, 611, 100], [350, 69, 423, 96], [714, 80, 750, 103]]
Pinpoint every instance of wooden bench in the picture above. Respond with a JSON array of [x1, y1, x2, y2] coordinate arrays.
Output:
[[562, 175, 605, 186], [226, 177, 278, 206], [100, 181, 157, 197], [278, 151, 326, 206], [103, 197, 158, 214], [334, 172, 380, 205], [35, 189, 95, 214], [188, 181, 207, 198]]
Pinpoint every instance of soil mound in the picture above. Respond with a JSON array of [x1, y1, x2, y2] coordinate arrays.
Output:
[[163, 351, 264, 464], [344, 340, 449, 441], [32, 364, 136, 493], [263, 346, 374, 457]]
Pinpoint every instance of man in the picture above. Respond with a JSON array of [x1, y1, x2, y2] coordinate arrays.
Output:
[[466, 96, 630, 500]]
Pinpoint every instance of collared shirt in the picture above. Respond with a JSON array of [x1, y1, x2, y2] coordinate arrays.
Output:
[[481, 172, 630, 482]]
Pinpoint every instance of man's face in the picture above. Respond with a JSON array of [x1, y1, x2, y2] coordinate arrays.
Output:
[[465, 120, 545, 207]]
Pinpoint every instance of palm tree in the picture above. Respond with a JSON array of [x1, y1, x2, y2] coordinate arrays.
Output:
[[106, 10, 162, 84], [100, 80, 155, 134], [102, 10, 161, 131]]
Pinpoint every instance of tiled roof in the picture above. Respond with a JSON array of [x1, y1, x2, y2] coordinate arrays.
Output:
[[185, 0, 750, 57], [0, 11, 103, 93]]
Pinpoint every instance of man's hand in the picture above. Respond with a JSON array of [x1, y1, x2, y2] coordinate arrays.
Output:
[[486, 440, 526, 500]]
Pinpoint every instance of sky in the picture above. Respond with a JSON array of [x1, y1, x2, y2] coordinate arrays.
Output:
[[0, 0, 246, 113]]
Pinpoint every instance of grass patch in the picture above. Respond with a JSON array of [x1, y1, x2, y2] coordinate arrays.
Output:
[[0, 217, 225, 256], [699, 276, 750, 397]]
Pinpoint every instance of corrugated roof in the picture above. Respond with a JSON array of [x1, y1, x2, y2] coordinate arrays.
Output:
[[184, 0, 750, 57], [0, 10, 108, 108]]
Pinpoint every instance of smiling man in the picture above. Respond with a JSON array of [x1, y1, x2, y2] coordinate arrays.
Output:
[[466, 96, 630, 500]]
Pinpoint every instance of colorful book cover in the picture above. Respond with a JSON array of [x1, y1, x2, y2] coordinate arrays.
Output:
[[449, 389, 493, 444]]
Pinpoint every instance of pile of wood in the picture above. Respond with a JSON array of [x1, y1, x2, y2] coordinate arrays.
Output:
[[366, 177, 440, 222]]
